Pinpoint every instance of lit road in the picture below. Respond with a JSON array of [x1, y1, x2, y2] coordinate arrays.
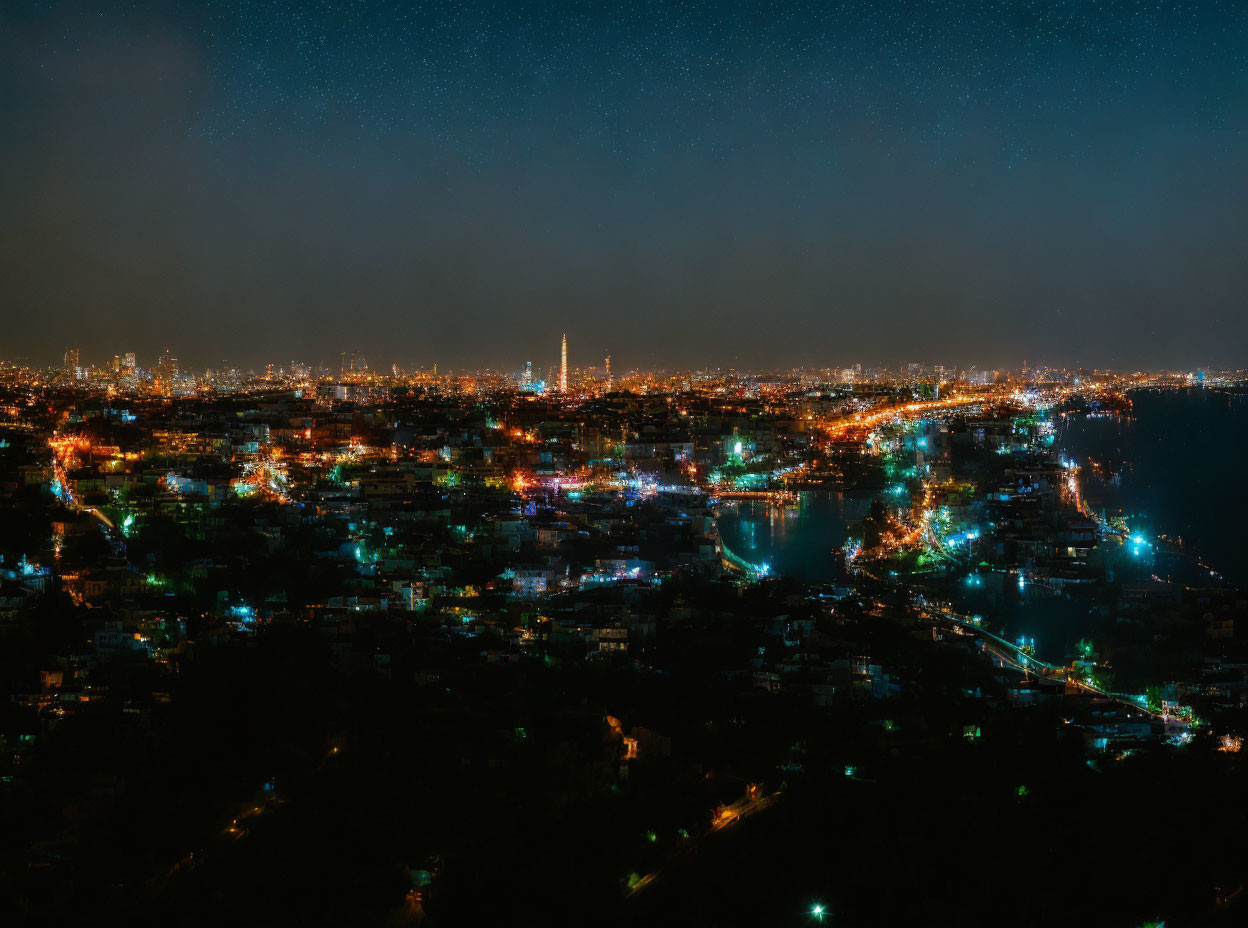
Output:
[[817, 383, 1103, 443], [626, 787, 780, 899], [818, 391, 1000, 441], [920, 603, 1186, 726], [48, 436, 123, 541]]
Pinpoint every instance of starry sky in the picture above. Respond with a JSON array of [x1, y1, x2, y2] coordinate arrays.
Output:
[[2, 1, 1246, 372]]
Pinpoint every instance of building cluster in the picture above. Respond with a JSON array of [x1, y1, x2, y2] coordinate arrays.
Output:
[[1, 352, 1247, 919]]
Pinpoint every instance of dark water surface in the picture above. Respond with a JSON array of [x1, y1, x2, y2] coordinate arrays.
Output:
[[716, 490, 872, 583], [1059, 387, 1248, 586], [716, 388, 1248, 661]]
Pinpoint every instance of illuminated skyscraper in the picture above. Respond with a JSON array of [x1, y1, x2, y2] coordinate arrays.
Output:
[[560, 333, 568, 392], [155, 347, 178, 383], [604, 354, 611, 386], [63, 347, 80, 378], [123, 352, 136, 372], [341, 349, 367, 376]]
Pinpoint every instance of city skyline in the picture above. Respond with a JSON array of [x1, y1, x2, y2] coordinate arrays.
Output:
[[4, 349, 1246, 924], [18, 339, 1240, 380]]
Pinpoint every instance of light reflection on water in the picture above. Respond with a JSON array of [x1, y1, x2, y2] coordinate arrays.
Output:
[[1059, 388, 1248, 586], [716, 490, 873, 584], [714, 390, 1247, 661]]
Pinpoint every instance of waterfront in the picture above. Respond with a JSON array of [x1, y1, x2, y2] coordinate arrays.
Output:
[[716, 491, 873, 585], [718, 389, 1248, 662], [718, 491, 1098, 660], [1059, 387, 1248, 586]]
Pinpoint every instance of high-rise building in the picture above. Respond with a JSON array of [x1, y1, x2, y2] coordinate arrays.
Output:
[[123, 352, 136, 371], [560, 333, 568, 393], [63, 347, 80, 378], [155, 347, 178, 382], [523, 361, 533, 386], [604, 354, 611, 386]]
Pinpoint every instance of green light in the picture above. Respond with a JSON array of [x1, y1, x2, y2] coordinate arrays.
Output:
[[812, 903, 826, 922]]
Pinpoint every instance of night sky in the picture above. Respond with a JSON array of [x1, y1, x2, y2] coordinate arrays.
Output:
[[3, 1, 1246, 372]]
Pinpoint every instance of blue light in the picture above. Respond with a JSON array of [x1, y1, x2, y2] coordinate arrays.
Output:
[[229, 604, 256, 625]]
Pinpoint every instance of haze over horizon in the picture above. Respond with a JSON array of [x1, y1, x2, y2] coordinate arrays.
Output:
[[3, 1, 1246, 370]]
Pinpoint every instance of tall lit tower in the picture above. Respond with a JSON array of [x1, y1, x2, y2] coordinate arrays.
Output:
[[156, 347, 177, 382], [63, 347, 80, 379], [559, 333, 568, 393], [604, 354, 611, 386]]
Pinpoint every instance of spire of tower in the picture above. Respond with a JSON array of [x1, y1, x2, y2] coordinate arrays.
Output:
[[560, 333, 568, 392]]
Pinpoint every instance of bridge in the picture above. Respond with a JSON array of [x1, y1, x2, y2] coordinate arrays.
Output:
[[919, 602, 1187, 725], [711, 489, 799, 505], [719, 540, 770, 581]]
